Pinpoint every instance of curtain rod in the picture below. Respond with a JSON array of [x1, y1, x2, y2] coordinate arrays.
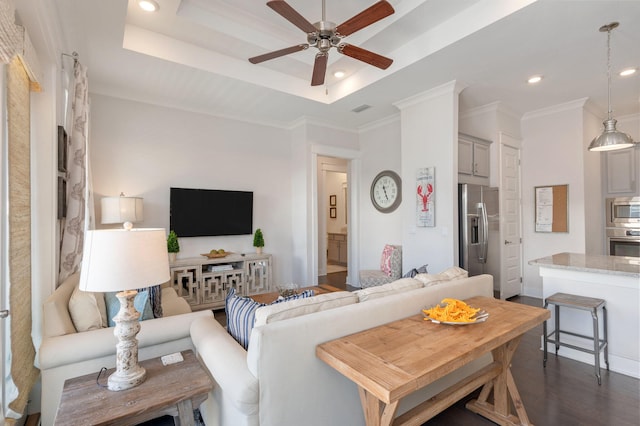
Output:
[[61, 51, 79, 71]]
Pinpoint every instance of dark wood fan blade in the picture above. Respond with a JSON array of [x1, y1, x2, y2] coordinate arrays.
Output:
[[311, 53, 328, 86], [336, 1, 394, 37], [338, 44, 393, 69], [249, 44, 308, 64], [267, 0, 317, 34]]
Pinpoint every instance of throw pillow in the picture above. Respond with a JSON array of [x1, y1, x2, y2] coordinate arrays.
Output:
[[105, 290, 154, 327], [225, 288, 314, 349], [138, 285, 163, 318], [68, 285, 104, 332], [380, 244, 395, 276]]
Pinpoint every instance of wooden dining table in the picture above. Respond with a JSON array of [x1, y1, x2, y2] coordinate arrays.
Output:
[[316, 296, 550, 426]]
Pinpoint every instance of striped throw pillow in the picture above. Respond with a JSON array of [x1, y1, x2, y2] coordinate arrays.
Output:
[[225, 287, 314, 349]]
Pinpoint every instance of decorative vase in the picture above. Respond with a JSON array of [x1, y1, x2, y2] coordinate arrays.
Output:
[[256, 247, 263, 255], [168, 252, 177, 263]]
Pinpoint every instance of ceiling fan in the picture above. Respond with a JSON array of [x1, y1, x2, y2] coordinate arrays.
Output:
[[249, 0, 395, 86]]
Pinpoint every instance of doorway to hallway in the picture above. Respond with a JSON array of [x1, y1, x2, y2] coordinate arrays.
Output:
[[317, 156, 348, 288]]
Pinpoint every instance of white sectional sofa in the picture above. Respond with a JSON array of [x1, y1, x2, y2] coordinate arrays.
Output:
[[39, 272, 213, 426], [190, 271, 494, 426]]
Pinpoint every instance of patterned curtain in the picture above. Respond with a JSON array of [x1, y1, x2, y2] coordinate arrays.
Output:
[[59, 61, 90, 283]]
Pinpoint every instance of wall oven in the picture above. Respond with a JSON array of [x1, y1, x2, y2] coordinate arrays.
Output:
[[606, 197, 640, 257]]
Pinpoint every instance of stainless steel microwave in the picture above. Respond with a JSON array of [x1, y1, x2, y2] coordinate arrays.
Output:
[[606, 197, 640, 228]]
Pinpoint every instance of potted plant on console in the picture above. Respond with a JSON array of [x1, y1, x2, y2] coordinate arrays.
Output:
[[253, 228, 264, 254], [167, 230, 180, 263]]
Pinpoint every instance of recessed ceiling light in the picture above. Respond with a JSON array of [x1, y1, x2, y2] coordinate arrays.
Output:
[[527, 75, 543, 84], [138, 0, 159, 12], [619, 68, 637, 77], [333, 70, 345, 79]]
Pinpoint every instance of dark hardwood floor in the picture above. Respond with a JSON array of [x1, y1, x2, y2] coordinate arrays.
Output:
[[193, 294, 640, 425]]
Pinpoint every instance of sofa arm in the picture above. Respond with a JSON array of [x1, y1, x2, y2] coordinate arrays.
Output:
[[190, 316, 259, 414], [40, 310, 212, 371]]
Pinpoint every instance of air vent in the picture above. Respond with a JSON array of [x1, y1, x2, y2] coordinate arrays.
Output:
[[352, 104, 372, 113]]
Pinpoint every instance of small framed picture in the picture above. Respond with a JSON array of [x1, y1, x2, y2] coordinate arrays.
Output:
[[329, 194, 337, 206], [57, 177, 67, 219], [329, 207, 337, 219], [57, 126, 67, 173]]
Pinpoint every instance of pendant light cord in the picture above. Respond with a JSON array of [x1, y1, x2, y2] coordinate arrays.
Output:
[[606, 27, 612, 120]]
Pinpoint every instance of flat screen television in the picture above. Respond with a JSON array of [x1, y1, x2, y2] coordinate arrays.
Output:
[[170, 187, 253, 237]]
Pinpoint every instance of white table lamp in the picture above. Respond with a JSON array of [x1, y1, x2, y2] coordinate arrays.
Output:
[[79, 228, 170, 391], [101, 193, 144, 230]]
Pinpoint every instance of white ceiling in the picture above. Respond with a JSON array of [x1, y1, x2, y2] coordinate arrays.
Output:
[[50, 0, 640, 129]]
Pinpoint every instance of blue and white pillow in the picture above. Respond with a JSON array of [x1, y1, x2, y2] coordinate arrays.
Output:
[[105, 290, 155, 327], [225, 287, 314, 349]]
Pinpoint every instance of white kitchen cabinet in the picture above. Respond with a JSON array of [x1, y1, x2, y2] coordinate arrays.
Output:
[[459, 133, 492, 178], [606, 147, 637, 195]]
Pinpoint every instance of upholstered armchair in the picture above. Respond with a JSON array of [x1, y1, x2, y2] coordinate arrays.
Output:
[[359, 244, 402, 288]]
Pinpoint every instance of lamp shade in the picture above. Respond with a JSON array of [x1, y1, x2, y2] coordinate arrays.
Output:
[[79, 228, 170, 293], [588, 118, 635, 151], [101, 196, 144, 224]]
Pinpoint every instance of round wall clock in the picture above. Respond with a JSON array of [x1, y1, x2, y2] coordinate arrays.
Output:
[[370, 170, 402, 213]]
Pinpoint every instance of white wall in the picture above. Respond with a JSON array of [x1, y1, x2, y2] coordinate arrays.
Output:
[[396, 81, 465, 275], [90, 94, 295, 285], [357, 116, 403, 271], [521, 99, 591, 297], [325, 171, 347, 233]]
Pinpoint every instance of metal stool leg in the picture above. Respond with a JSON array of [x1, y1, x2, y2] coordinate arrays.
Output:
[[603, 305, 609, 371], [554, 304, 560, 355], [543, 300, 549, 367], [591, 308, 601, 385]]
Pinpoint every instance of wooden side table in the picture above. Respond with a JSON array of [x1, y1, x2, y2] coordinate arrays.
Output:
[[54, 350, 212, 426]]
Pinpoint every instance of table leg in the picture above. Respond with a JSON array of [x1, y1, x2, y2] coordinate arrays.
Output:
[[175, 398, 195, 426], [466, 335, 534, 426], [358, 387, 399, 426]]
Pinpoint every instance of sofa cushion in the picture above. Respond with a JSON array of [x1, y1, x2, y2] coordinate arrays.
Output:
[[68, 285, 104, 332], [253, 291, 358, 327], [226, 288, 314, 349], [105, 290, 154, 327], [354, 278, 423, 302], [415, 266, 469, 287]]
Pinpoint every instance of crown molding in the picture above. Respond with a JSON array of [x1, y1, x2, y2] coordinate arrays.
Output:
[[522, 97, 590, 121]]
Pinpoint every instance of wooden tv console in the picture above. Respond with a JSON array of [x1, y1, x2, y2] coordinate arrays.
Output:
[[169, 253, 272, 311]]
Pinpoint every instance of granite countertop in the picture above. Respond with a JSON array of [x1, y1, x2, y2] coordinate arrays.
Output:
[[529, 252, 640, 277]]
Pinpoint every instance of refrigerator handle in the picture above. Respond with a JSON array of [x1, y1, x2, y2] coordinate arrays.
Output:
[[478, 202, 488, 263]]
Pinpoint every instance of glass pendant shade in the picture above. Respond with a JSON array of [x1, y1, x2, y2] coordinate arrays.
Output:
[[588, 118, 635, 151]]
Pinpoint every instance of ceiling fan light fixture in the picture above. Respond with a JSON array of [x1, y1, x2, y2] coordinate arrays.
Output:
[[588, 22, 637, 152], [333, 70, 345, 78], [138, 0, 159, 12]]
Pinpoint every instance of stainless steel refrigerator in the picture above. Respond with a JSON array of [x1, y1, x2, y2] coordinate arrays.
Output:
[[458, 184, 500, 285]]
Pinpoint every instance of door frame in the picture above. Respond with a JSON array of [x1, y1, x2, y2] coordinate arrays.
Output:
[[310, 144, 360, 286]]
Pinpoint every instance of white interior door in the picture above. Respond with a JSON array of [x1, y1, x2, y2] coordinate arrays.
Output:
[[499, 134, 523, 299]]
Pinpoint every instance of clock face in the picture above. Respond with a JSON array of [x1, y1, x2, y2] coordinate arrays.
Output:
[[370, 171, 402, 213]]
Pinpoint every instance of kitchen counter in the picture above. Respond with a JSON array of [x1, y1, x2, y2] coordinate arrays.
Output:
[[528, 252, 639, 278], [529, 252, 639, 378]]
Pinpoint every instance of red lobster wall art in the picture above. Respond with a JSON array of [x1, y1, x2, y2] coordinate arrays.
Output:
[[417, 183, 433, 211]]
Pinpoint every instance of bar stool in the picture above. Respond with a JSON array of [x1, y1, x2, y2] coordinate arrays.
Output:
[[543, 292, 609, 384]]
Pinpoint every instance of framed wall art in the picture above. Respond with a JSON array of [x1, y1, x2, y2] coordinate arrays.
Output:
[[416, 167, 435, 227], [329, 194, 336, 206], [329, 207, 337, 219], [57, 125, 67, 173]]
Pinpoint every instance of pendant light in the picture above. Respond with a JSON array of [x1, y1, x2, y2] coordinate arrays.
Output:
[[588, 22, 635, 152]]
